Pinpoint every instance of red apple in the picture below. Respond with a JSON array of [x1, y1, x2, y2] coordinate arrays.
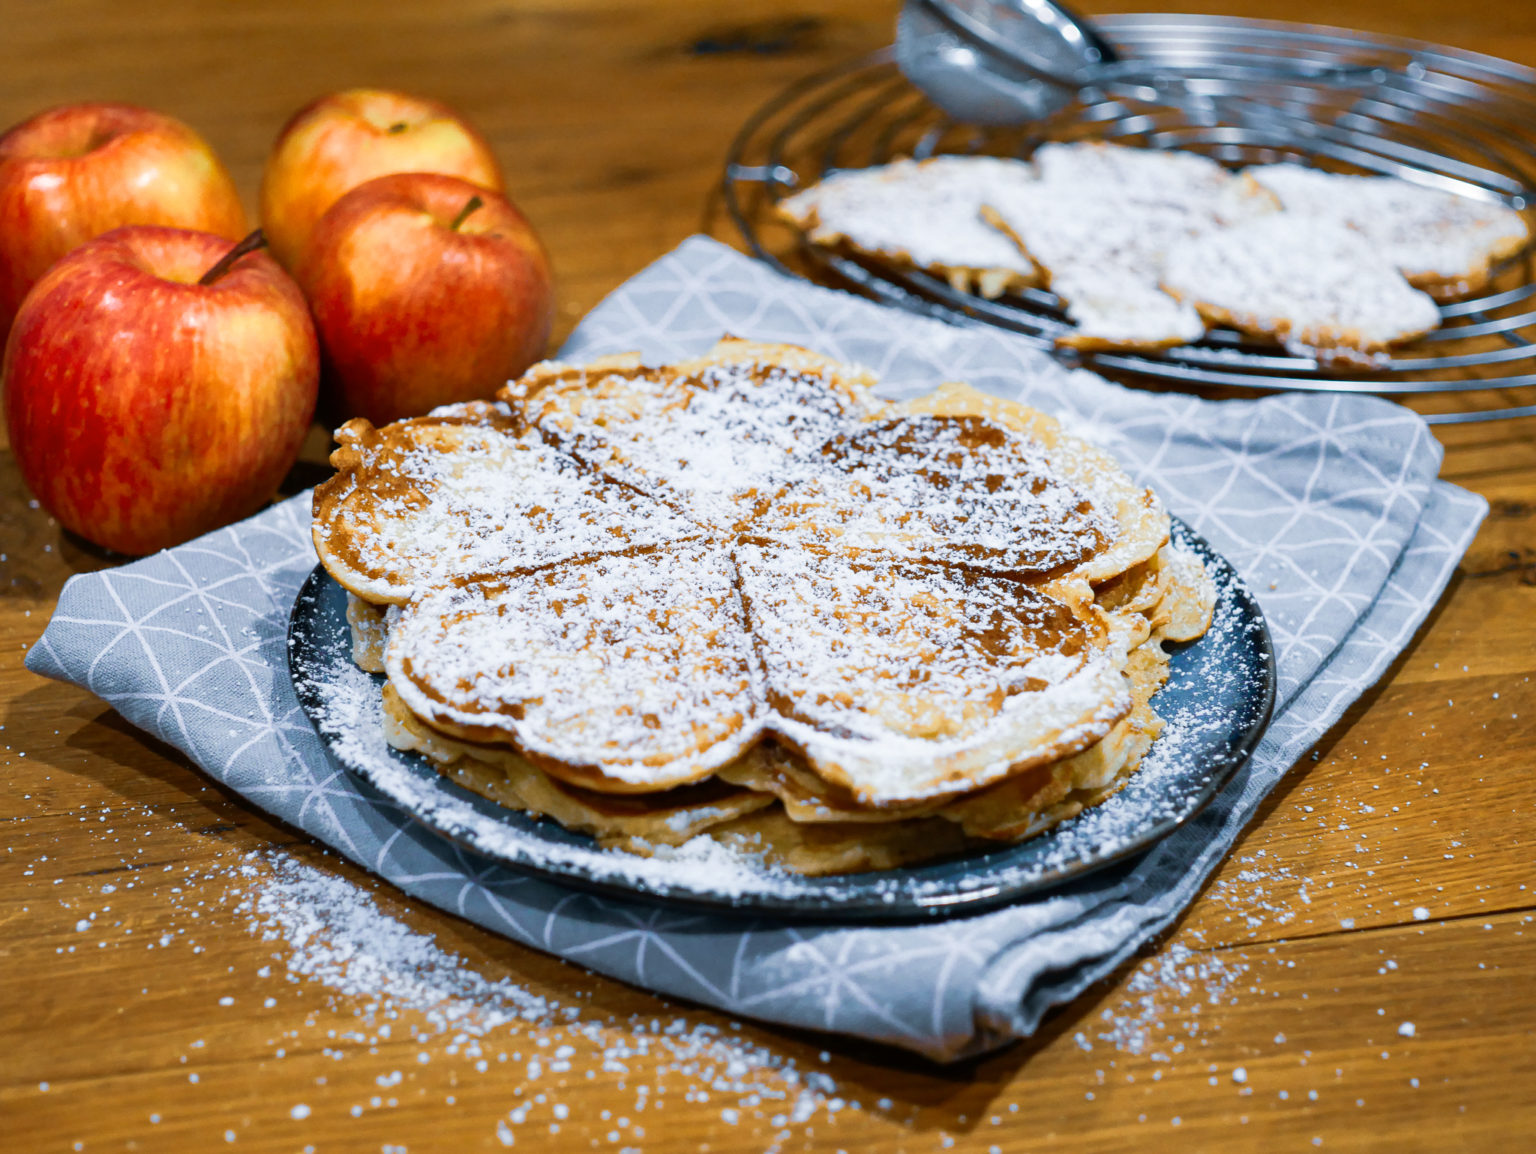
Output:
[[3, 226, 319, 555], [297, 172, 554, 426], [261, 88, 503, 271], [0, 102, 247, 341]]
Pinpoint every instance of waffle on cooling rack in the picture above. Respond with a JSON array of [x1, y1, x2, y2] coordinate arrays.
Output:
[[312, 338, 1215, 874], [778, 141, 1529, 361]]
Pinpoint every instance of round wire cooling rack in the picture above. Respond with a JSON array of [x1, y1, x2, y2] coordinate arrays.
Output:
[[721, 14, 1536, 423]]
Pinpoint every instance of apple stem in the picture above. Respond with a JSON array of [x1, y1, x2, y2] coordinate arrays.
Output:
[[199, 229, 267, 286], [449, 196, 484, 232]]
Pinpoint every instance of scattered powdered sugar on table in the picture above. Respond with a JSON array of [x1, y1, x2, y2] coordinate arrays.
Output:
[[1207, 852, 1314, 931], [227, 849, 1276, 1143], [222, 842, 1321, 1145], [12, 729, 1488, 1147], [241, 854, 566, 1034], [208, 849, 853, 1149], [1085, 937, 1252, 1057]]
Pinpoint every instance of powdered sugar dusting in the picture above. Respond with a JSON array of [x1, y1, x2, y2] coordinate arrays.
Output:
[[782, 142, 1521, 356], [243, 855, 567, 1034], [388, 540, 760, 784], [532, 357, 875, 529], [961, 526, 1271, 881], [777, 155, 1039, 282], [312, 404, 692, 603], [1246, 163, 1529, 292], [761, 411, 1109, 574], [228, 851, 858, 1146], [983, 143, 1274, 349], [738, 540, 1125, 802], [1162, 215, 1443, 358], [1089, 938, 1251, 1057]]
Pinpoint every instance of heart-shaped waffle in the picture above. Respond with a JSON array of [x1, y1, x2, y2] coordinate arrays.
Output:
[[385, 539, 761, 791], [515, 339, 881, 531], [735, 540, 1126, 803], [313, 400, 691, 605], [313, 338, 1194, 848]]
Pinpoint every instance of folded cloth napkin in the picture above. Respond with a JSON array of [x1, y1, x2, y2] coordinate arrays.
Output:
[[27, 237, 1485, 1061]]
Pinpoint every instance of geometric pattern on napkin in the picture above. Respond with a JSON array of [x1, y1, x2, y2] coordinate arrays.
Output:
[[27, 237, 1485, 1061]]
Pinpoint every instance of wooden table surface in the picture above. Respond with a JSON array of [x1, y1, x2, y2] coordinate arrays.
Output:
[[3, 2, 1534, 1150]]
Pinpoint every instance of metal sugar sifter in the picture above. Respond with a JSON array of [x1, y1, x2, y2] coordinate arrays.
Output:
[[895, 0, 1384, 124], [895, 0, 1119, 123]]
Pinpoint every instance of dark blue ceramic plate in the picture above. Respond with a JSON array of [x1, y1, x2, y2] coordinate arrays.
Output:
[[289, 520, 1274, 922]]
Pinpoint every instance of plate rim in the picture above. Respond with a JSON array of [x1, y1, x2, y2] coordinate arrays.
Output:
[[287, 520, 1276, 922]]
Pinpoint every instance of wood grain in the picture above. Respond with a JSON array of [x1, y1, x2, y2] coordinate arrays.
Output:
[[2, 1, 1535, 1151]]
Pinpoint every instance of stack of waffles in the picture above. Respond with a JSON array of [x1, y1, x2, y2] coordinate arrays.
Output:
[[311, 338, 1215, 875], [777, 142, 1529, 360]]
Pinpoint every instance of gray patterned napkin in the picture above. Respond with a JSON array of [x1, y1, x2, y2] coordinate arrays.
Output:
[[26, 237, 1485, 1061]]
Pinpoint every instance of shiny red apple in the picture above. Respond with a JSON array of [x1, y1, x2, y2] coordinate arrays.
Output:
[[260, 88, 503, 271], [3, 226, 319, 555], [0, 102, 247, 341], [297, 172, 554, 426]]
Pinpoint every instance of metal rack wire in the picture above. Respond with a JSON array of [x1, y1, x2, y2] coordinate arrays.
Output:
[[722, 15, 1536, 423]]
